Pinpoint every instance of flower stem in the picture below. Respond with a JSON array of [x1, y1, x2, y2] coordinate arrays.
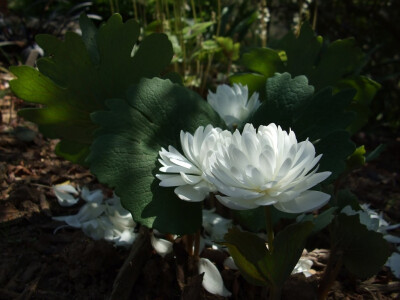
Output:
[[265, 206, 274, 253], [318, 246, 343, 300], [194, 230, 201, 257]]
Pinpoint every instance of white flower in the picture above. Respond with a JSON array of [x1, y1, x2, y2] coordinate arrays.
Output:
[[207, 83, 260, 129], [156, 125, 225, 202], [207, 123, 331, 213]]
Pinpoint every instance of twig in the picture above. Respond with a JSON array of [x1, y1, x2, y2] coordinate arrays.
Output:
[[109, 227, 152, 300]]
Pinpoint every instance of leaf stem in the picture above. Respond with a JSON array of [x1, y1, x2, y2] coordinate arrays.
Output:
[[265, 206, 274, 253], [312, 0, 318, 30], [132, 0, 138, 22], [190, 0, 197, 20]]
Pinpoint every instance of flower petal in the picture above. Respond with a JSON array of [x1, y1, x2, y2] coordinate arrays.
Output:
[[199, 258, 232, 297], [151, 234, 173, 257], [175, 185, 207, 202], [273, 190, 330, 213]]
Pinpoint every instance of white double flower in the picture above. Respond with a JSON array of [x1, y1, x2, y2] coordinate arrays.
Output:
[[157, 123, 331, 214]]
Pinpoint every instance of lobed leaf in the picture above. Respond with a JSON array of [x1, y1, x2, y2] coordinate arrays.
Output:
[[332, 214, 390, 278], [10, 14, 173, 164], [233, 22, 379, 132], [88, 77, 225, 234]]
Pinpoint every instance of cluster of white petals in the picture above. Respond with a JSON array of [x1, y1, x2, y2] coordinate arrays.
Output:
[[207, 83, 260, 129], [157, 123, 331, 214], [53, 185, 136, 247]]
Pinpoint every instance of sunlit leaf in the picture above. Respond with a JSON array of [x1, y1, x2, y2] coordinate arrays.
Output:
[[223, 227, 270, 286], [88, 77, 224, 234]]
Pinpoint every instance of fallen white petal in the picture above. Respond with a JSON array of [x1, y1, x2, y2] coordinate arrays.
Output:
[[384, 234, 400, 244], [199, 258, 232, 297], [151, 234, 173, 257], [292, 257, 314, 277], [386, 251, 400, 278], [53, 183, 80, 207], [81, 187, 104, 204], [114, 230, 137, 247]]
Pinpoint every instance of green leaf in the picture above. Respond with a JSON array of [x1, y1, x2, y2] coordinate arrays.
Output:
[[10, 14, 173, 164], [334, 189, 361, 211], [240, 48, 285, 78], [275, 22, 322, 76], [298, 207, 337, 234], [294, 88, 356, 141], [88, 78, 225, 235], [223, 227, 270, 286], [346, 145, 366, 171], [215, 36, 241, 61], [313, 130, 355, 178], [257, 221, 314, 287], [224, 222, 313, 289], [336, 76, 381, 133], [308, 39, 364, 90], [250, 72, 314, 129], [332, 214, 390, 278], [183, 21, 214, 40], [233, 22, 378, 134], [230, 73, 267, 100], [230, 48, 284, 100]]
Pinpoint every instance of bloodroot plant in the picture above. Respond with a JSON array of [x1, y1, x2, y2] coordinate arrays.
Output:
[[11, 14, 394, 300]]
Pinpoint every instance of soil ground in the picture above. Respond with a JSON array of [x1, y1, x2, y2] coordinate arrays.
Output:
[[1, 77, 399, 299]]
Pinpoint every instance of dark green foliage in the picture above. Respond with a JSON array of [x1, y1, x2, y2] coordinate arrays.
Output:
[[10, 14, 173, 164], [331, 214, 390, 278], [224, 222, 314, 288], [231, 22, 380, 133]]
